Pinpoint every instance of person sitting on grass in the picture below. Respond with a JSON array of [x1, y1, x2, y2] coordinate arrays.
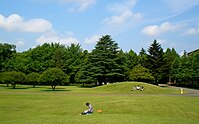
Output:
[[140, 86, 144, 91], [136, 85, 141, 90], [131, 85, 144, 91], [80, 102, 94, 115]]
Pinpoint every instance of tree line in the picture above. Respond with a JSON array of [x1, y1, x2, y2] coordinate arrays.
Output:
[[0, 35, 198, 90]]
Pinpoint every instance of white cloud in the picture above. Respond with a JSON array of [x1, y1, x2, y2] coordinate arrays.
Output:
[[84, 35, 101, 44], [107, 0, 136, 13], [103, 10, 142, 25], [142, 25, 159, 36], [61, 0, 96, 12], [142, 22, 182, 36], [184, 27, 199, 35], [164, 0, 199, 13], [36, 32, 79, 45], [157, 39, 167, 45], [16, 40, 25, 47], [0, 39, 24, 49], [0, 14, 52, 33], [103, 0, 142, 26], [101, 0, 142, 35]]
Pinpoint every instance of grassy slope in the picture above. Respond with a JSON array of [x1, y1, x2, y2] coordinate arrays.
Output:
[[0, 82, 179, 94], [93, 82, 179, 94], [0, 82, 198, 124]]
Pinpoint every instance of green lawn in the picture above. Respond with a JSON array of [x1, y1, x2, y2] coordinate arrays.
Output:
[[0, 82, 198, 124]]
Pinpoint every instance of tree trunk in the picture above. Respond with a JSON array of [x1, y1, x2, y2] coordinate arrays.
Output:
[[12, 83, 16, 89], [51, 85, 56, 90], [174, 79, 177, 85], [169, 76, 171, 83], [154, 77, 158, 85]]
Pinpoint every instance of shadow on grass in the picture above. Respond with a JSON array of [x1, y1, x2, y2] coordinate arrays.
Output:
[[7, 87, 29, 90], [158, 84, 169, 87], [42, 89, 71, 92], [0, 85, 9, 88], [0, 84, 42, 89], [42, 87, 70, 92], [28, 86, 45, 89], [159, 86, 168, 87], [77, 85, 98, 88]]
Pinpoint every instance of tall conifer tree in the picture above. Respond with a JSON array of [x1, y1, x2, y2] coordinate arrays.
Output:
[[146, 40, 166, 84], [76, 35, 124, 85]]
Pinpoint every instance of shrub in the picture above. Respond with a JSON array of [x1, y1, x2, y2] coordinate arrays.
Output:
[[1, 71, 26, 88], [39, 68, 69, 90], [27, 72, 40, 87], [129, 64, 154, 83]]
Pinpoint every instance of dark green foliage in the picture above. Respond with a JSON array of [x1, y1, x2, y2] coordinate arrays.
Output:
[[117, 50, 128, 81], [129, 64, 154, 82], [171, 57, 181, 84], [27, 72, 40, 87], [165, 48, 179, 67], [190, 51, 199, 79], [189, 50, 199, 88], [170, 50, 199, 88], [75, 60, 96, 86], [175, 51, 196, 87], [76, 35, 124, 85], [65, 44, 84, 83], [5, 43, 55, 74], [1, 71, 26, 88], [1, 37, 198, 88], [165, 48, 179, 81], [51, 46, 67, 69], [138, 48, 147, 67], [5, 43, 67, 74], [91, 35, 125, 84], [75, 52, 94, 86], [39, 68, 69, 90], [146, 40, 167, 84], [179, 52, 192, 80], [5, 43, 84, 81], [5, 51, 31, 74], [0, 72, 9, 86], [126, 49, 139, 70], [0, 43, 16, 72], [29, 43, 65, 73]]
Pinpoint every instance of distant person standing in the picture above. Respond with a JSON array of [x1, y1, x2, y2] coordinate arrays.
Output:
[[80, 102, 94, 115]]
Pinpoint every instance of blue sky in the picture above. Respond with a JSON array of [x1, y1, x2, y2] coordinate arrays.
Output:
[[0, 0, 199, 54]]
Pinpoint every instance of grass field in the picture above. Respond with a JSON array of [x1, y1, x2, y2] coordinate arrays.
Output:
[[0, 82, 199, 124]]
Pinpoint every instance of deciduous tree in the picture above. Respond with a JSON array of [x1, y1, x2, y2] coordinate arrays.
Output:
[[1, 71, 26, 88], [39, 68, 69, 90], [129, 64, 154, 82], [27, 72, 40, 88], [0, 43, 16, 72]]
